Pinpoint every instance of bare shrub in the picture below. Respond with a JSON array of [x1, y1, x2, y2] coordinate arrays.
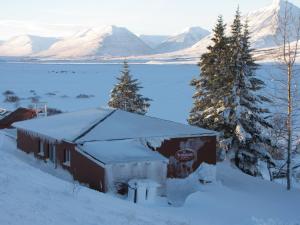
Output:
[[4, 95, 20, 103]]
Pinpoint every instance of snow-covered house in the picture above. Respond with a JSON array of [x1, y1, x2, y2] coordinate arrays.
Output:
[[13, 108, 216, 196]]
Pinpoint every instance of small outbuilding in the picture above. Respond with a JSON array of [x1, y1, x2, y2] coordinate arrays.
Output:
[[0, 107, 36, 129], [13, 108, 216, 196]]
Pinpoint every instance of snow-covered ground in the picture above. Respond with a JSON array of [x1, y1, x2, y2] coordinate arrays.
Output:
[[1, 130, 300, 225], [0, 62, 299, 125], [0, 62, 197, 123], [0, 132, 181, 225]]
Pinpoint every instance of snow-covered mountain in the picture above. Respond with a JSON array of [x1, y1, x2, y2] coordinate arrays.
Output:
[[39, 25, 153, 59], [0, 35, 59, 57], [139, 35, 169, 48], [0, 0, 299, 61], [154, 27, 210, 53], [161, 0, 300, 61], [244, 0, 300, 48]]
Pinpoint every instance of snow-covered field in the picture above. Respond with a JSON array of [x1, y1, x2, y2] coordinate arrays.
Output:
[[1, 130, 300, 225], [0, 62, 198, 123], [1, 62, 298, 124]]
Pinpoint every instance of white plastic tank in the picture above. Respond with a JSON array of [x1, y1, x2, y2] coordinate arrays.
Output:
[[145, 181, 160, 203], [128, 180, 138, 203], [128, 179, 160, 203]]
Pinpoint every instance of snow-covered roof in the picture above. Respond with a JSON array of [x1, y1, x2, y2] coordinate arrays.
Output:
[[75, 109, 216, 143], [13, 108, 114, 141], [0, 108, 11, 120], [79, 139, 167, 164], [12, 108, 216, 142]]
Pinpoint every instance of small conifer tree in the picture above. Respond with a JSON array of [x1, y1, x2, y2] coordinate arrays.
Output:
[[108, 60, 151, 115]]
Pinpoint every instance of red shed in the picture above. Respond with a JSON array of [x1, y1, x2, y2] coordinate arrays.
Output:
[[0, 107, 36, 129]]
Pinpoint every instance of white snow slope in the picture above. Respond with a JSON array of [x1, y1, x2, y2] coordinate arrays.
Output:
[[154, 27, 210, 53], [139, 35, 169, 49], [0, 35, 59, 57], [244, 0, 300, 49], [0, 1, 298, 61], [1, 131, 299, 225], [38, 25, 153, 59], [153, 0, 300, 62], [0, 132, 181, 225]]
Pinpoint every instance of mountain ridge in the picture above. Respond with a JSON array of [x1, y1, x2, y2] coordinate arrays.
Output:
[[37, 25, 153, 59], [0, 35, 59, 57], [143, 0, 300, 62], [154, 26, 210, 53], [0, 0, 299, 61]]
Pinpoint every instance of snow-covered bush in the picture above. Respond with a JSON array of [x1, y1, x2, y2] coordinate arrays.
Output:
[[166, 163, 216, 206], [194, 163, 216, 183], [4, 95, 20, 103], [47, 107, 63, 116], [2, 90, 15, 96], [76, 94, 94, 99]]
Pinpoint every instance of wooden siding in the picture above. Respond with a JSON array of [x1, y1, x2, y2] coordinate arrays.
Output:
[[16, 130, 217, 190], [71, 150, 106, 192], [156, 136, 216, 177], [16, 130, 107, 192]]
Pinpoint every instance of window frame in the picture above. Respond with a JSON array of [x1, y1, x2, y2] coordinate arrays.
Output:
[[38, 140, 44, 156], [49, 144, 56, 164], [63, 148, 71, 167]]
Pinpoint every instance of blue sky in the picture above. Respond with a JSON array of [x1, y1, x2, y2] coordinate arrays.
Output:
[[0, 0, 300, 39]]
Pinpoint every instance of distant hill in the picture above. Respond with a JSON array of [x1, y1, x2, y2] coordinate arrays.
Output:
[[38, 25, 153, 59], [154, 27, 210, 53], [170, 0, 300, 59], [0, 35, 58, 57], [0, 0, 299, 61], [139, 35, 169, 48]]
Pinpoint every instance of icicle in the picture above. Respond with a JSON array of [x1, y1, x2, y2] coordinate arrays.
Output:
[[18, 129, 60, 144], [139, 137, 169, 149]]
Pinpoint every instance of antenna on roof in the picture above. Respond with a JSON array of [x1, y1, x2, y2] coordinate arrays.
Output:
[[34, 102, 48, 117]]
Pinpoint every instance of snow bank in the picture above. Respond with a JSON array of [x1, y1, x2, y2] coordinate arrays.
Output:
[[184, 162, 300, 225], [0, 132, 183, 225], [166, 163, 216, 206], [195, 163, 216, 183], [166, 175, 199, 206], [1, 132, 300, 225]]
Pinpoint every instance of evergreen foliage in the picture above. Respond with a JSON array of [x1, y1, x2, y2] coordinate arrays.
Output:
[[108, 60, 151, 115], [228, 13, 273, 175], [189, 16, 231, 133], [189, 10, 273, 176]]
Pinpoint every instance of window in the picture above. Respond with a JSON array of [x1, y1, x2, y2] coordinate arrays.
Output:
[[38, 140, 44, 156], [63, 148, 71, 166], [49, 144, 56, 164]]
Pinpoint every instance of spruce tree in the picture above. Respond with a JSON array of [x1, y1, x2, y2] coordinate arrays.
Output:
[[189, 9, 274, 176], [108, 60, 151, 115], [189, 16, 231, 134], [227, 10, 273, 176]]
